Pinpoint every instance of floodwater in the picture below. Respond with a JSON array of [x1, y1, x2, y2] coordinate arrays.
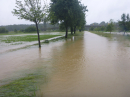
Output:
[[0, 31, 130, 97]]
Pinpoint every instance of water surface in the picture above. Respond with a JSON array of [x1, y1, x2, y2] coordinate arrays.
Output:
[[40, 32, 130, 97], [0, 31, 130, 97]]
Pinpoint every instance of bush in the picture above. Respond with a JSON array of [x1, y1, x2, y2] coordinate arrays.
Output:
[[24, 26, 37, 33], [0, 27, 8, 33]]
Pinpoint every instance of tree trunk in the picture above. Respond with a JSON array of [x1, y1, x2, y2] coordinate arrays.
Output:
[[71, 27, 73, 35], [44, 20, 47, 31], [35, 22, 41, 48], [74, 26, 76, 34], [65, 27, 68, 38]]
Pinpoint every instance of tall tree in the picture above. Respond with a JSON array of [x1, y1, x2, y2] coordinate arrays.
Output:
[[49, 0, 72, 38], [49, 0, 87, 38], [118, 13, 130, 34], [12, 0, 46, 47], [126, 14, 130, 31], [106, 19, 114, 33], [70, 1, 87, 34]]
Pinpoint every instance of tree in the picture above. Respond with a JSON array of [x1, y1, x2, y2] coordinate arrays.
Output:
[[126, 14, 130, 31], [14, 29, 17, 32], [89, 27, 94, 31], [106, 19, 114, 33], [70, 1, 87, 34], [94, 27, 100, 32], [12, 0, 46, 47], [25, 26, 37, 32], [100, 26, 106, 31], [49, 0, 72, 38], [0, 27, 8, 33], [118, 13, 130, 34], [49, 0, 87, 38]]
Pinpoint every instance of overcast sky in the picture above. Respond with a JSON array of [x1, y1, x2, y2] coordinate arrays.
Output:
[[0, 0, 130, 26]]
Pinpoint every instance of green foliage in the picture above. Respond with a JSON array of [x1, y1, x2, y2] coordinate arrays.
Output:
[[118, 13, 130, 32], [94, 27, 101, 31], [100, 26, 106, 31], [89, 27, 94, 31], [12, 0, 45, 24], [106, 19, 114, 33], [90, 26, 106, 32], [49, 0, 88, 37], [14, 29, 17, 32], [24, 26, 37, 33], [12, 0, 48, 47], [0, 27, 8, 33], [20, 29, 25, 32]]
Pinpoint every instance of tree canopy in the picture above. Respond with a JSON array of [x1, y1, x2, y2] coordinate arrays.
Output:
[[106, 19, 114, 33], [49, 0, 88, 38], [0, 27, 8, 33], [118, 13, 130, 34], [12, 0, 47, 47]]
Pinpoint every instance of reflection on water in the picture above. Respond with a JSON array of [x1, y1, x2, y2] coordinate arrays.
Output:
[[0, 31, 130, 97], [41, 32, 130, 97]]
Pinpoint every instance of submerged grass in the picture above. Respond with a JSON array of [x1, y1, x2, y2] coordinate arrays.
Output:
[[0, 73, 46, 97], [1, 35, 61, 43], [124, 35, 130, 40], [67, 31, 84, 38], [90, 31, 112, 38], [91, 31, 130, 40]]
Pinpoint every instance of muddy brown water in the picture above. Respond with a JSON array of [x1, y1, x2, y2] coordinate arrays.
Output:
[[0, 31, 130, 97]]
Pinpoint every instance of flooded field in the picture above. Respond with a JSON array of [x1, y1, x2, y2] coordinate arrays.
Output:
[[0, 31, 130, 97]]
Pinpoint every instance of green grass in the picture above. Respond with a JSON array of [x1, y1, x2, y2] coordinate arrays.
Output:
[[0, 31, 84, 44], [67, 31, 84, 37], [0, 73, 45, 97], [90, 31, 112, 38], [1, 35, 61, 43]]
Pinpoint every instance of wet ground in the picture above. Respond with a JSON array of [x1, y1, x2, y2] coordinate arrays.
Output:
[[0, 31, 130, 97]]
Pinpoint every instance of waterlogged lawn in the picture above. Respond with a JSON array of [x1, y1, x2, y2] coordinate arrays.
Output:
[[0, 73, 45, 97], [1, 35, 61, 43], [90, 31, 112, 38]]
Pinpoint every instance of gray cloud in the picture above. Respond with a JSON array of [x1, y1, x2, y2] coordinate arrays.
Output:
[[82, 0, 130, 24], [0, 0, 130, 25]]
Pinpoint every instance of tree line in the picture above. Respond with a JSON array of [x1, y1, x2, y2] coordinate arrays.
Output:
[[0, 27, 8, 33], [0, 23, 59, 32], [89, 13, 130, 34]]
